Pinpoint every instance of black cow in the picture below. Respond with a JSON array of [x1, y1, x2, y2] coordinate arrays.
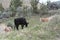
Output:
[[14, 17, 29, 30]]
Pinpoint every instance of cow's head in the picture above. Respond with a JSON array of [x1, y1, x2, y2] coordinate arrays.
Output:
[[25, 22, 29, 27]]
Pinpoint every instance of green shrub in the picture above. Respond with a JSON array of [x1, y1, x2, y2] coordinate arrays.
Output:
[[48, 15, 60, 31], [39, 4, 48, 16], [0, 3, 4, 11]]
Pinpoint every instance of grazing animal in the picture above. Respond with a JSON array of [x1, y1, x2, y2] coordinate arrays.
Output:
[[40, 18, 48, 22], [4, 27, 12, 32], [14, 17, 29, 30], [40, 15, 55, 22], [0, 23, 12, 32]]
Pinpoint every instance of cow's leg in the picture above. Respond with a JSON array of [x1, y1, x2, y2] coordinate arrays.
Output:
[[15, 25, 19, 30], [21, 25, 24, 29], [25, 24, 27, 27]]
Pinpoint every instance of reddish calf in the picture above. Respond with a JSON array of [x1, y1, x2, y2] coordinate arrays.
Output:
[[40, 18, 49, 22]]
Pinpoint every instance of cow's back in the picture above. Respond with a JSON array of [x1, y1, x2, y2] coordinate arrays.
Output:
[[14, 17, 27, 24]]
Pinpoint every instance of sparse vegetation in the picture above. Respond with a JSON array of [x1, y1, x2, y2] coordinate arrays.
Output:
[[31, 0, 39, 14], [0, 15, 60, 40], [39, 4, 48, 16], [0, 0, 60, 40], [10, 0, 22, 11], [48, 15, 60, 31]]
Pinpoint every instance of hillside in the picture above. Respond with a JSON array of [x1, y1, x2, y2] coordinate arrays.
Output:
[[0, 0, 60, 40], [0, 15, 60, 40]]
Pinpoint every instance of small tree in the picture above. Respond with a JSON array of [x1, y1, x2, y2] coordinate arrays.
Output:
[[47, 0, 51, 9], [10, 0, 22, 17], [22, 6, 28, 17], [40, 4, 48, 15], [10, 0, 22, 11], [0, 3, 4, 12], [30, 0, 39, 14], [47, 0, 51, 6]]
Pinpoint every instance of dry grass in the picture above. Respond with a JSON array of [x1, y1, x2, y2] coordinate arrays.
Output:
[[0, 15, 60, 40]]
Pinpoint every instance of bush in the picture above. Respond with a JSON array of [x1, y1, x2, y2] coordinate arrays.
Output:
[[30, 0, 39, 14], [0, 12, 10, 19], [39, 4, 48, 16], [48, 15, 60, 31], [7, 21, 14, 29]]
